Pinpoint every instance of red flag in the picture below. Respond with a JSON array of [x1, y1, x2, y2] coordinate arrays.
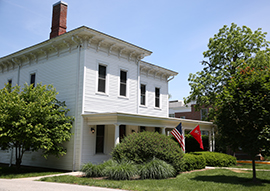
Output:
[[190, 125, 204, 150]]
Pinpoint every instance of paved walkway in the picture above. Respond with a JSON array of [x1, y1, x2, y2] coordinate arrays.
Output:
[[0, 172, 127, 191]]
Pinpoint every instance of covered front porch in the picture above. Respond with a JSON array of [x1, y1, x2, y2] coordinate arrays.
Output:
[[80, 112, 214, 166]]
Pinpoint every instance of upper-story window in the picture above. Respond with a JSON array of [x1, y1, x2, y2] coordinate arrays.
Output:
[[140, 84, 146, 105], [120, 70, 127, 96], [155, 87, 160, 108], [30, 73, 36, 87], [8, 79, 12, 85], [201, 108, 208, 120], [98, 65, 106, 93]]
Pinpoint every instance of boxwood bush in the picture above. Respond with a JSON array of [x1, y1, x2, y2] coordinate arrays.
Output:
[[179, 153, 206, 172], [190, 151, 236, 167], [111, 131, 184, 172]]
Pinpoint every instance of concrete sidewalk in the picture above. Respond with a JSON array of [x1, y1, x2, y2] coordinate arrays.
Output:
[[0, 172, 128, 191]]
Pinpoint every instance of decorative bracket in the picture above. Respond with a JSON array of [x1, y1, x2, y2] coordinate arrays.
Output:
[[96, 39, 104, 52], [108, 44, 116, 56], [128, 51, 136, 61], [119, 48, 125, 58]]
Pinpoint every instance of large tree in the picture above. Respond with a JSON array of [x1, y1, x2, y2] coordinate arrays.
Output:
[[215, 51, 270, 182], [0, 83, 73, 169], [185, 23, 269, 107]]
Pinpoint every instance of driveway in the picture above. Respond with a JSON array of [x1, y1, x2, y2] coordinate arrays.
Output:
[[0, 172, 127, 191]]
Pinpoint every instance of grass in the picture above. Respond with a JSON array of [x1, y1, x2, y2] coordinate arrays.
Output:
[[0, 164, 65, 179], [40, 169, 270, 191], [232, 163, 270, 170]]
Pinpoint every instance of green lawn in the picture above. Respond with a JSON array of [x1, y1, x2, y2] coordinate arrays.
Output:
[[0, 164, 65, 179], [40, 169, 270, 191], [233, 163, 270, 170]]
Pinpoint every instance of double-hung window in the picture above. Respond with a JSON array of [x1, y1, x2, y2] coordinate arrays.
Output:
[[155, 87, 160, 108], [30, 73, 36, 87], [120, 70, 127, 96], [98, 65, 106, 93], [140, 84, 146, 105]]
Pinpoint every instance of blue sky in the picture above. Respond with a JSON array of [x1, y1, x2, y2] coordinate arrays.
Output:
[[1, 0, 270, 100]]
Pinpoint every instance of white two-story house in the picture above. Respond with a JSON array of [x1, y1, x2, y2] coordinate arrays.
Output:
[[0, 1, 214, 171]]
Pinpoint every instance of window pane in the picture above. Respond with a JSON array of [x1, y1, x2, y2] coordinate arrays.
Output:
[[99, 65, 106, 78], [141, 84, 146, 105], [30, 73, 36, 87], [155, 88, 160, 107], [96, 125, 104, 153], [120, 84, 126, 96], [120, 71, 127, 83], [98, 79, 106, 92]]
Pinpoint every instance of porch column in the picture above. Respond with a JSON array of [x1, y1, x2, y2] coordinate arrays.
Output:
[[212, 127, 215, 152], [161, 127, 166, 135], [114, 124, 120, 147], [209, 129, 212, 151]]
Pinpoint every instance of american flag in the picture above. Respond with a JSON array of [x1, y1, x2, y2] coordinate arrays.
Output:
[[171, 123, 185, 151]]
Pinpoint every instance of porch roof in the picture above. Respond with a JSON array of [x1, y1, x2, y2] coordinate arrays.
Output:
[[81, 112, 214, 131]]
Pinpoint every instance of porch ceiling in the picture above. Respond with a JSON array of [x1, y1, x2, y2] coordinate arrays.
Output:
[[82, 112, 214, 131]]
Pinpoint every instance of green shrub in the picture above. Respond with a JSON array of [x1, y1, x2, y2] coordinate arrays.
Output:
[[139, 158, 176, 179], [103, 160, 138, 180], [184, 134, 209, 152], [81, 160, 114, 177], [191, 152, 236, 167], [112, 131, 184, 172], [179, 153, 206, 172]]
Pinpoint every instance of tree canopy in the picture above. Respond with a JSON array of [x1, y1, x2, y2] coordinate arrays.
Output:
[[215, 52, 270, 181], [185, 23, 269, 107], [185, 23, 270, 182], [0, 83, 73, 168]]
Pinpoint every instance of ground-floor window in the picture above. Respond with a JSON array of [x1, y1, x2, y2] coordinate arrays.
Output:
[[96, 125, 105, 153], [120, 125, 126, 143]]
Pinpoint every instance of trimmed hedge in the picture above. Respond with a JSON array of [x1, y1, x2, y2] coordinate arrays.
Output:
[[190, 151, 236, 167], [179, 153, 206, 172], [112, 131, 184, 172]]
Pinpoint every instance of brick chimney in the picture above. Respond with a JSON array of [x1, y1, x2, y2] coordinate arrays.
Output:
[[50, 1, 68, 39]]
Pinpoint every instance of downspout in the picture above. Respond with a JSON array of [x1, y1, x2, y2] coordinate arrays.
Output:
[[72, 40, 81, 172], [137, 59, 141, 114], [167, 75, 175, 117]]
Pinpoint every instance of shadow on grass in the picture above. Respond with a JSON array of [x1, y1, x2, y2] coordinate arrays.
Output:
[[191, 175, 270, 186]]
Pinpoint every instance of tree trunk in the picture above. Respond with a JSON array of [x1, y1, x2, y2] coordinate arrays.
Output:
[[252, 158, 256, 182]]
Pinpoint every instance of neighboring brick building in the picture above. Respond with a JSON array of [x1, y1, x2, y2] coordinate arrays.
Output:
[[169, 100, 210, 121]]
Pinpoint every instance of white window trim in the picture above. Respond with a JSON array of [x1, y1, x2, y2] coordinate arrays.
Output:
[[96, 61, 109, 96], [118, 67, 129, 99]]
